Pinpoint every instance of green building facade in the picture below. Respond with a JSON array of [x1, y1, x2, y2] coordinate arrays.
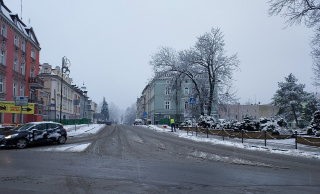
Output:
[[137, 73, 218, 125]]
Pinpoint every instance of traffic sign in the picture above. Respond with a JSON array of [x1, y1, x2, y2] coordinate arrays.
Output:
[[143, 112, 147, 119], [189, 98, 196, 105], [0, 101, 35, 114], [14, 96, 28, 106]]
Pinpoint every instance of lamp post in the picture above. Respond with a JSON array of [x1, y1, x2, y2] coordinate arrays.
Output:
[[226, 92, 229, 121], [59, 56, 71, 123]]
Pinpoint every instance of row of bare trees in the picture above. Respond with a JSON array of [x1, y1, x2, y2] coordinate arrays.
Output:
[[150, 28, 240, 116]]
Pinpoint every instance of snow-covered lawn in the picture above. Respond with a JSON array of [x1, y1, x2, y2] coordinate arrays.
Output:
[[144, 125, 320, 160]]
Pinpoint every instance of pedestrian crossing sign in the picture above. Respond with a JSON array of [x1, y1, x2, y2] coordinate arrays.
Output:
[[189, 98, 196, 105]]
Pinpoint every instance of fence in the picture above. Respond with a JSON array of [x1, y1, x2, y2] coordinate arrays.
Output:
[[179, 127, 320, 148]]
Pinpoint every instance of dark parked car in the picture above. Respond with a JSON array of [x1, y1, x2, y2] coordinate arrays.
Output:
[[0, 121, 67, 149]]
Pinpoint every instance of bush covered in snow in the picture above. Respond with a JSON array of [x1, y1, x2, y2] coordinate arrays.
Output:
[[308, 111, 320, 137], [197, 115, 217, 128], [259, 117, 291, 135], [180, 118, 197, 127], [194, 115, 290, 135]]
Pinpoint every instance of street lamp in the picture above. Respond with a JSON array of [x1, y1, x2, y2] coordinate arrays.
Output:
[[59, 56, 71, 123]]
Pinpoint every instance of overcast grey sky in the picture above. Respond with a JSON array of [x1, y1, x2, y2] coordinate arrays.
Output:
[[4, 0, 315, 109]]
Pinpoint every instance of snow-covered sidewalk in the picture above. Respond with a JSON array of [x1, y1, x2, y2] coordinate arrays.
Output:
[[144, 125, 320, 160], [32, 124, 105, 153], [64, 124, 105, 137]]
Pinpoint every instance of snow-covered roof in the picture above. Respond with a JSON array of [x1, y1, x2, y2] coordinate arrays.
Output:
[[0, 1, 40, 47]]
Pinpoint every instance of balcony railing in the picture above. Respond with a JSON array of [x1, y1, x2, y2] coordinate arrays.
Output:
[[29, 76, 44, 89], [28, 98, 44, 105]]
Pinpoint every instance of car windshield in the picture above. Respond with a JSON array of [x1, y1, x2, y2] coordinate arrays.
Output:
[[16, 123, 35, 131]]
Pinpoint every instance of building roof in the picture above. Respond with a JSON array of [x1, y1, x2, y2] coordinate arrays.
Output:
[[0, 0, 40, 48]]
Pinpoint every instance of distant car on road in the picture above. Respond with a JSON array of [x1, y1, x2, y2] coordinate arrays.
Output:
[[0, 121, 67, 149], [134, 119, 143, 125]]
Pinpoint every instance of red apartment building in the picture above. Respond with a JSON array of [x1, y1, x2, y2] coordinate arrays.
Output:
[[0, 0, 43, 125]]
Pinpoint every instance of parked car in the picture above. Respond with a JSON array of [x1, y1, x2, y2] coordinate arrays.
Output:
[[134, 119, 143, 125], [0, 121, 67, 149], [0, 124, 16, 132]]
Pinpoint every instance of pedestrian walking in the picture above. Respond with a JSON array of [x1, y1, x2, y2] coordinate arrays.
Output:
[[170, 118, 176, 132]]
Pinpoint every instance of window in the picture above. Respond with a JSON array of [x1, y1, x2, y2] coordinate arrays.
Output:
[[11, 113, 16, 124], [14, 34, 19, 47], [57, 95, 60, 107], [20, 85, 25, 96], [0, 50, 6, 65], [29, 90, 35, 100], [20, 62, 25, 75], [192, 88, 196, 94], [13, 58, 19, 72], [184, 87, 189, 95], [35, 123, 47, 131], [1, 23, 6, 38], [19, 114, 24, 123], [13, 82, 17, 96], [48, 123, 61, 129], [44, 68, 48, 73], [21, 40, 25, 52], [204, 103, 208, 111], [185, 101, 188, 109], [0, 113, 3, 123], [165, 101, 170, 110], [31, 48, 36, 59], [30, 68, 35, 78], [165, 86, 171, 95], [0, 76, 4, 93]]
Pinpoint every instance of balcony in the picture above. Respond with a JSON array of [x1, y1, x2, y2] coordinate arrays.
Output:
[[29, 76, 44, 89], [28, 98, 44, 105]]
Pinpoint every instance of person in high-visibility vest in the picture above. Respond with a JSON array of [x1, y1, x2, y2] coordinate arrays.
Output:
[[170, 118, 176, 132]]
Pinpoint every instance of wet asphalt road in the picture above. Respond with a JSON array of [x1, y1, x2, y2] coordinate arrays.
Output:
[[0, 125, 319, 194]]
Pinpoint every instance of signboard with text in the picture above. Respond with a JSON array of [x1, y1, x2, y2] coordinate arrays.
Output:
[[0, 101, 35, 114], [14, 96, 28, 106]]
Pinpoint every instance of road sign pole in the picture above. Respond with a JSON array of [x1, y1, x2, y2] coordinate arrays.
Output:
[[20, 105, 22, 124]]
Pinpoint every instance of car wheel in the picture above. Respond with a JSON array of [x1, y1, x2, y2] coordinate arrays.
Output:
[[57, 136, 66, 144], [16, 138, 28, 149]]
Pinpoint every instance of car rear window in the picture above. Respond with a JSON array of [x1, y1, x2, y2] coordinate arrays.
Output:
[[48, 123, 62, 129]]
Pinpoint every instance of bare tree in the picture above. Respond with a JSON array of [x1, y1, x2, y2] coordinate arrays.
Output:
[[150, 28, 240, 116], [123, 103, 137, 125], [268, 0, 320, 85], [150, 47, 208, 114], [268, 0, 320, 27], [108, 102, 121, 124], [191, 28, 240, 115]]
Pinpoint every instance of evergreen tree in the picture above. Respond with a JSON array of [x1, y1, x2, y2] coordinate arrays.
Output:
[[101, 97, 109, 122], [273, 73, 307, 124], [303, 93, 320, 122]]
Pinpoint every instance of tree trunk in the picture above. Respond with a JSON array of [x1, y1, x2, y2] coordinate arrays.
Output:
[[291, 104, 299, 125]]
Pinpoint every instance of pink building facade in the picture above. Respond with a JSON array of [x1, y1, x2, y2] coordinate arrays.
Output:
[[0, 0, 42, 125]]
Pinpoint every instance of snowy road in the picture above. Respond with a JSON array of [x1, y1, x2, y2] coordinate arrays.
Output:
[[1, 124, 319, 193], [31, 124, 320, 160]]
